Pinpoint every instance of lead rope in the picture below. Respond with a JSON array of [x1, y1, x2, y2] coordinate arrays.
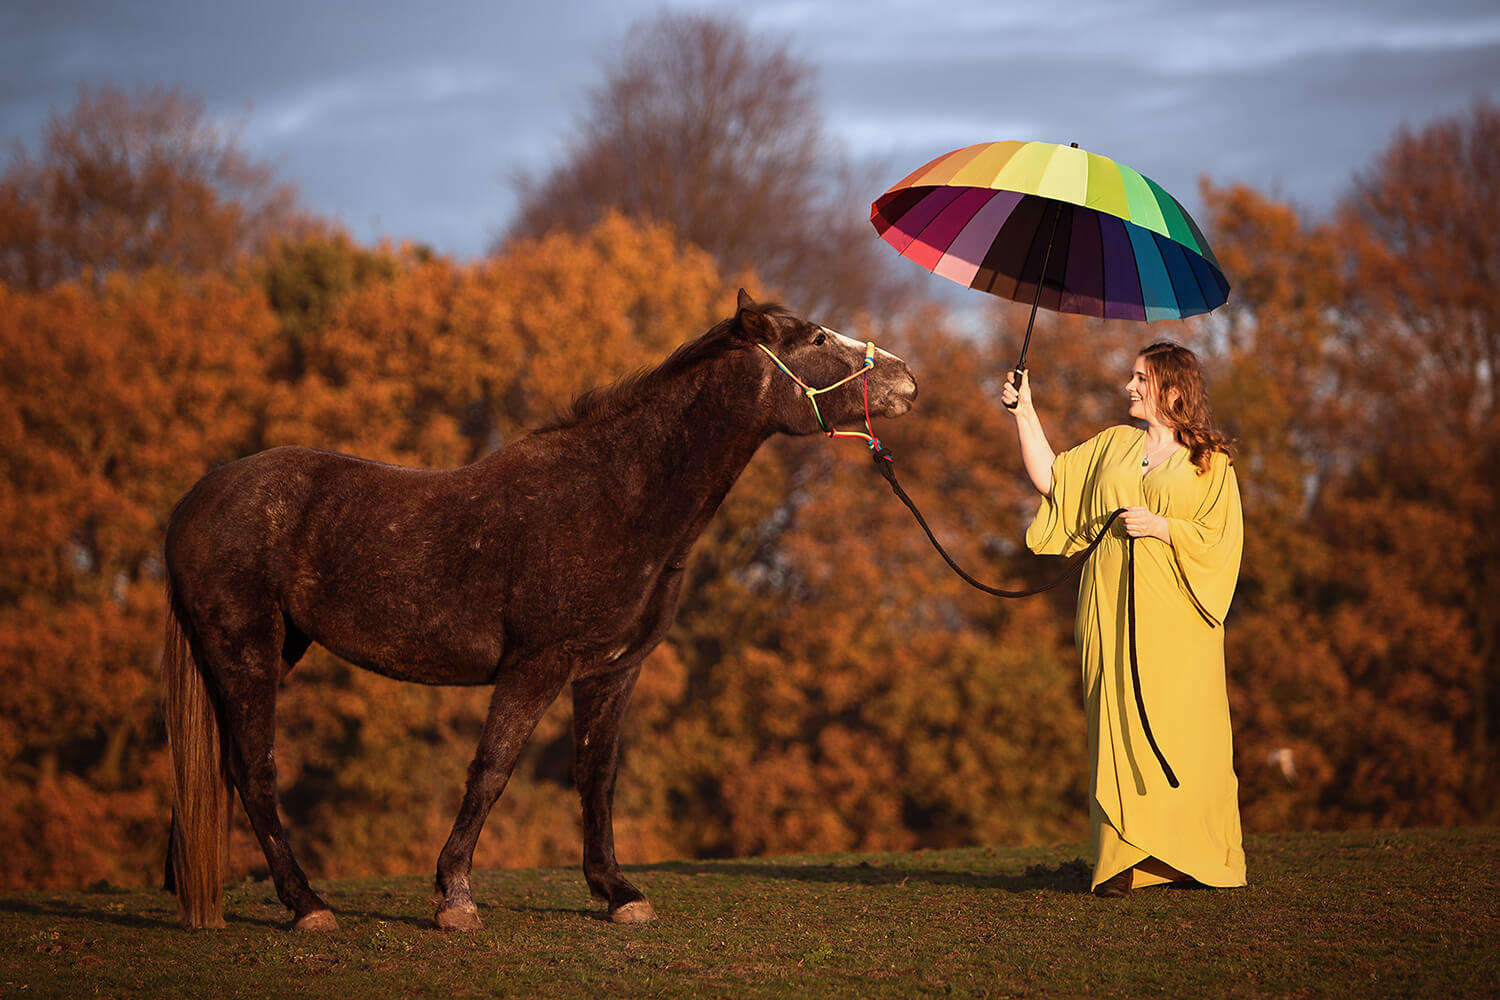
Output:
[[1127, 535, 1180, 787], [759, 344, 1176, 786], [868, 445, 1178, 787]]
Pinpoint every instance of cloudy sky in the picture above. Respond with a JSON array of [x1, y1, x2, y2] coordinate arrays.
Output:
[[4, 1, 1498, 261]]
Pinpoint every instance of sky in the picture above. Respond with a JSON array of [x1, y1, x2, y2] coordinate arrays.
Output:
[[3, 0, 1498, 262]]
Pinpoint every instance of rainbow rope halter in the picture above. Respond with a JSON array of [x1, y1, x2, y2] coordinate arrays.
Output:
[[756, 336, 888, 456]]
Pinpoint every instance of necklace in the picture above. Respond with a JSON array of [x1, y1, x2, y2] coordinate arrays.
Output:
[[1141, 438, 1177, 468]]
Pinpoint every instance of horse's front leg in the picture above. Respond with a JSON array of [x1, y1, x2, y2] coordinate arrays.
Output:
[[434, 661, 570, 931], [572, 664, 654, 923]]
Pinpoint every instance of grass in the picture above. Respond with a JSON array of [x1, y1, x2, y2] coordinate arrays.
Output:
[[2, 827, 1496, 999]]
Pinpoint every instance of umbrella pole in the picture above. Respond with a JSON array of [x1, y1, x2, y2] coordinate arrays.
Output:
[[1005, 199, 1064, 409]]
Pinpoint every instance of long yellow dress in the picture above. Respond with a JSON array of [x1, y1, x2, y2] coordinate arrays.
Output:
[[1027, 425, 1245, 891]]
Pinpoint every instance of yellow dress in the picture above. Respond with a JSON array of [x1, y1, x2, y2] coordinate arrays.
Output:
[[1027, 425, 1246, 890]]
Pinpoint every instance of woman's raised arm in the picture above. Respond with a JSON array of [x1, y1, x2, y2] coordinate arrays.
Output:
[[1000, 368, 1056, 496]]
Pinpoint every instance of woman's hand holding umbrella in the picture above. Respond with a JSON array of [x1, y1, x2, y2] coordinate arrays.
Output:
[[999, 366, 1033, 415], [1000, 368, 1057, 496]]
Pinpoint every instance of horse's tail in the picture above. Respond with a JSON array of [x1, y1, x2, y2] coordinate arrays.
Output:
[[162, 584, 230, 929]]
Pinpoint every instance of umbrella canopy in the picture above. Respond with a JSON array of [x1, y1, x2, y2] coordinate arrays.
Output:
[[871, 140, 1230, 326]]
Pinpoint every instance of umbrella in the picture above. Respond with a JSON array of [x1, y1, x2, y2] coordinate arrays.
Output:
[[870, 140, 1230, 392]]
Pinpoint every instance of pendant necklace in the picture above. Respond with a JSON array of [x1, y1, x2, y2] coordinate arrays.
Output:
[[1141, 439, 1176, 469]]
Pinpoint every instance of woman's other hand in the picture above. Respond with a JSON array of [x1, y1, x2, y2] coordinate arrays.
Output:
[[1121, 506, 1172, 544]]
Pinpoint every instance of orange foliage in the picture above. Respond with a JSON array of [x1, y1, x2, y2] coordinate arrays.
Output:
[[0, 269, 275, 887], [1201, 104, 1497, 831]]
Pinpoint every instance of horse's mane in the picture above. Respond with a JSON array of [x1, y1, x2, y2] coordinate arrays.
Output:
[[537, 304, 794, 432]]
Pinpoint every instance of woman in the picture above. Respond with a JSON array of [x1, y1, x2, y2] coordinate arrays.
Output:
[[1001, 342, 1245, 897]]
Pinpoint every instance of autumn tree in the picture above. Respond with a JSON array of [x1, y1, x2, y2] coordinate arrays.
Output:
[[1333, 99, 1499, 821], [0, 83, 303, 887], [0, 84, 303, 290], [1197, 183, 1364, 829], [0, 271, 277, 887], [503, 11, 918, 326], [1195, 99, 1496, 830]]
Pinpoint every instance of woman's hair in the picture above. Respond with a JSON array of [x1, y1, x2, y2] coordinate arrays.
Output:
[[1138, 341, 1234, 475]]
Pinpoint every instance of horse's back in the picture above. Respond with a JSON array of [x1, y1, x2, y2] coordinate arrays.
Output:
[[172, 445, 376, 549]]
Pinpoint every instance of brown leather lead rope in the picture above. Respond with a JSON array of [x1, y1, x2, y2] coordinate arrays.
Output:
[[870, 446, 1178, 786]]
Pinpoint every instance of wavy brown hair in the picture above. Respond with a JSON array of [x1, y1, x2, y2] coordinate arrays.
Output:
[[1139, 341, 1234, 475]]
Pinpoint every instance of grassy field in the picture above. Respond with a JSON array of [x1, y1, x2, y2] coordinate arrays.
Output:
[[3, 826, 1495, 999]]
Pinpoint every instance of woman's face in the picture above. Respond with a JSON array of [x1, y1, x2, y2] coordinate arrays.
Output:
[[1126, 356, 1159, 422]]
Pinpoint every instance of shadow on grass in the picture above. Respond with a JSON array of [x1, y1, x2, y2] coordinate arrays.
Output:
[[0, 893, 492, 933], [635, 857, 1095, 895], [0, 895, 187, 930], [0, 882, 290, 931], [0, 855, 1100, 932]]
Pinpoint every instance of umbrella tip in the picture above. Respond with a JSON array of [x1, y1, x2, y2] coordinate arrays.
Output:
[[1070, 141, 1078, 148]]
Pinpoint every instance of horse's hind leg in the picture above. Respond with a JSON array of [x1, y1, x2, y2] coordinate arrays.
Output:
[[197, 608, 335, 931], [572, 665, 654, 923], [434, 658, 571, 931]]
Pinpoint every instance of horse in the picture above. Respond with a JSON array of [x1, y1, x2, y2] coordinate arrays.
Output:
[[161, 289, 917, 931]]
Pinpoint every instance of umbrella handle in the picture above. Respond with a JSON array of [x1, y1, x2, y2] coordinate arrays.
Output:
[[1004, 366, 1026, 410]]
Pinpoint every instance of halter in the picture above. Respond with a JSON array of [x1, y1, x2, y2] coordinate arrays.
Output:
[[756, 336, 888, 455]]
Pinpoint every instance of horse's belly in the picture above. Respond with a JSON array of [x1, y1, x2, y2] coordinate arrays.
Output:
[[321, 631, 503, 685], [294, 594, 506, 685]]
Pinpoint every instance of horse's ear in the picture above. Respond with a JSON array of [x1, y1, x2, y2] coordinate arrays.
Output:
[[735, 289, 771, 344]]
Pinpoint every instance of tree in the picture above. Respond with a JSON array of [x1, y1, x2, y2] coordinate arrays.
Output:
[[1335, 99, 1500, 821], [1199, 182, 1373, 830], [503, 11, 918, 325], [0, 272, 276, 887], [0, 84, 303, 290], [1198, 144, 1490, 831]]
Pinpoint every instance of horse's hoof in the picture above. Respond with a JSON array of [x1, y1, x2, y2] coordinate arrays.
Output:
[[435, 901, 483, 932], [294, 909, 338, 932], [609, 899, 656, 924]]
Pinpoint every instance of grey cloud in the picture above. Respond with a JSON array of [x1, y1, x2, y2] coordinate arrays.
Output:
[[2, 0, 1496, 259]]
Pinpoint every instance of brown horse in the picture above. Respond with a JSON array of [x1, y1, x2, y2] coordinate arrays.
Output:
[[162, 290, 917, 931]]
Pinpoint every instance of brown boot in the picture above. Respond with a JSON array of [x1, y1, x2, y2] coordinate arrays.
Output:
[[1093, 868, 1132, 898]]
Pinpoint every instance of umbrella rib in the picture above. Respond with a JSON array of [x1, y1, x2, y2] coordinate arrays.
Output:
[[1182, 253, 1213, 318], [1083, 208, 1106, 318], [1189, 250, 1227, 315], [1158, 237, 1188, 317], [1160, 236, 1208, 317], [1111, 216, 1146, 321]]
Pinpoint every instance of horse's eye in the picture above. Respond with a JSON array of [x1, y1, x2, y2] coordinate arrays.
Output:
[[813, 332, 827, 346]]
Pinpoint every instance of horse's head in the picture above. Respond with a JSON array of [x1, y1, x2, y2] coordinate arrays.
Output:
[[733, 289, 917, 437]]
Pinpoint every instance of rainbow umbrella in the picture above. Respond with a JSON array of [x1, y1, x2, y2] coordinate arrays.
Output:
[[871, 140, 1230, 384]]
